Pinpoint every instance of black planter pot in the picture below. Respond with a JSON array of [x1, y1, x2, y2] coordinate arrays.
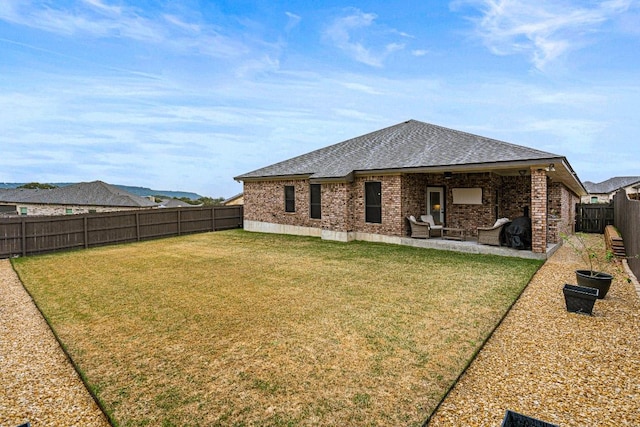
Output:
[[501, 409, 558, 427], [563, 284, 598, 315], [575, 269, 613, 299]]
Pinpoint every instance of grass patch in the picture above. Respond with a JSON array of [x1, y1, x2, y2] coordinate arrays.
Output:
[[13, 229, 542, 426]]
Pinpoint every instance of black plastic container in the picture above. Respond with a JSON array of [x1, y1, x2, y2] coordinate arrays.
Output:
[[563, 284, 599, 315], [501, 410, 558, 427]]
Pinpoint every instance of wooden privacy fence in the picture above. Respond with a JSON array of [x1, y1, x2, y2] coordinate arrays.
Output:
[[614, 191, 640, 280], [575, 202, 614, 234], [0, 206, 243, 258]]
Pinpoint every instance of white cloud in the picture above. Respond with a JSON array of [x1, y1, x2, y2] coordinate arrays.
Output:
[[0, 1, 164, 41], [163, 14, 201, 34], [455, 0, 633, 70], [0, 1, 252, 59], [332, 108, 378, 121], [340, 82, 384, 95], [323, 8, 407, 67], [285, 11, 301, 32], [81, 0, 123, 16]]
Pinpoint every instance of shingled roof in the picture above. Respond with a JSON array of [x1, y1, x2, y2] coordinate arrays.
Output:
[[0, 181, 157, 207], [235, 119, 565, 181], [583, 176, 640, 194]]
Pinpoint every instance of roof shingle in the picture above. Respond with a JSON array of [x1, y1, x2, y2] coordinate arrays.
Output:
[[235, 119, 563, 180]]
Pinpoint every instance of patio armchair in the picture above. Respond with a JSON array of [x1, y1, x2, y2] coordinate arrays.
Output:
[[477, 218, 511, 246], [420, 215, 444, 238], [407, 215, 430, 239]]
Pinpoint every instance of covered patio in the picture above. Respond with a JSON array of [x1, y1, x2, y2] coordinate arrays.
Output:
[[399, 162, 585, 256]]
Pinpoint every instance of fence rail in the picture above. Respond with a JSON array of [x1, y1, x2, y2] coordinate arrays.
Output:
[[0, 206, 243, 258], [614, 191, 640, 280]]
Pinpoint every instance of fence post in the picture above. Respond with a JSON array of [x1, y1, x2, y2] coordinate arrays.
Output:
[[21, 217, 26, 257], [136, 212, 140, 241], [211, 207, 216, 231], [84, 216, 89, 249]]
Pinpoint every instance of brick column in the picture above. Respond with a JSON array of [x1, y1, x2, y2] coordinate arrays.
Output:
[[530, 168, 548, 253], [320, 182, 355, 241]]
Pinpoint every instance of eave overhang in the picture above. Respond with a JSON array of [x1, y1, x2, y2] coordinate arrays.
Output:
[[235, 157, 587, 197]]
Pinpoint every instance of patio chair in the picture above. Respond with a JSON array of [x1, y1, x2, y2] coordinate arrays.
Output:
[[477, 218, 510, 246], [407, 215, 430, 239], [420, 214, 444, 238]]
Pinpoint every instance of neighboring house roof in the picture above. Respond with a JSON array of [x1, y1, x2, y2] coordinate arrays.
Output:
[[223, 193, 243, 205], [159, 198, 203, 208], [583, 177, 640, 194], [235, 119, 586, 195], [0, 181, 157, 207]]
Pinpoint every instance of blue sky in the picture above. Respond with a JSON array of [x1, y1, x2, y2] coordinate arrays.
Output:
[[1, 0, 639, 197]]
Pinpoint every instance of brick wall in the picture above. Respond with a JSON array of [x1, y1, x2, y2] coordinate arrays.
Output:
[[501, 175, 532, 220], [353, 175, 403, 236], [322, 182, 353, 232], [401, 174, 427, 219], [548, 182, 578, 243], [243, 170, 575, 252], [442, 173, 495, 234], [244, 180, 314, 227]]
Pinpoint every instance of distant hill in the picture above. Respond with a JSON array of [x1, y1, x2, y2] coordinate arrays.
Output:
[[0, 183, 203, 200], [113, 185, 203, 200]]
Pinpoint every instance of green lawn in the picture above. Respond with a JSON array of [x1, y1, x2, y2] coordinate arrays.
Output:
[[12, 230, 543, 426]]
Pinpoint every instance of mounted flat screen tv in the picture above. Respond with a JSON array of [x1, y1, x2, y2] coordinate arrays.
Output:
[[452, 188, 482, 205]]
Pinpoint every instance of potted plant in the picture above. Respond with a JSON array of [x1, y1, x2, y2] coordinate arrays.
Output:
[[561, 232, 614, 299]]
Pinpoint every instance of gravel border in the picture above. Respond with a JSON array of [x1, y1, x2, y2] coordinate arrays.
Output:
[[427, 238, 640, 426], [0, 259, 110, 427]]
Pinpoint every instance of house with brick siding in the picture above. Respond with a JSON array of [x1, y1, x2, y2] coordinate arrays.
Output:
[[582, 176, 640, 204], [235, 120, 587, 255], [0, 181, 157, 216]]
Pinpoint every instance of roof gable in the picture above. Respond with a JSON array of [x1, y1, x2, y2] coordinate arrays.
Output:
[[236, 120, 563, 180]]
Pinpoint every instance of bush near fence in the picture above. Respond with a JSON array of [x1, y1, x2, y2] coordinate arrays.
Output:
[[0, 206, 243, 258]]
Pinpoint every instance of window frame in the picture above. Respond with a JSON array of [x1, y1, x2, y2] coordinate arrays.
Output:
[[364, 181, 382, 224], [309, 184, 321, 219], [284, 185, 296, 213]]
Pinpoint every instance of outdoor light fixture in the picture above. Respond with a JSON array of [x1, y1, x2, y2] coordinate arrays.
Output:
[[518, 170, 527, 176], [545, 163, 556, 172], [444, 171, 453, 179]]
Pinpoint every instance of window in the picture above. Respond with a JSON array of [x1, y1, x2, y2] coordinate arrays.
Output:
[[365, 181, 382, 223], [89, 209, 97, 214], [19, 207, 27, 216], [65, 208, 73, 215], [591, 196, 598, 203], [310, 184, 321, 219], [284, 185, 295, 212]]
